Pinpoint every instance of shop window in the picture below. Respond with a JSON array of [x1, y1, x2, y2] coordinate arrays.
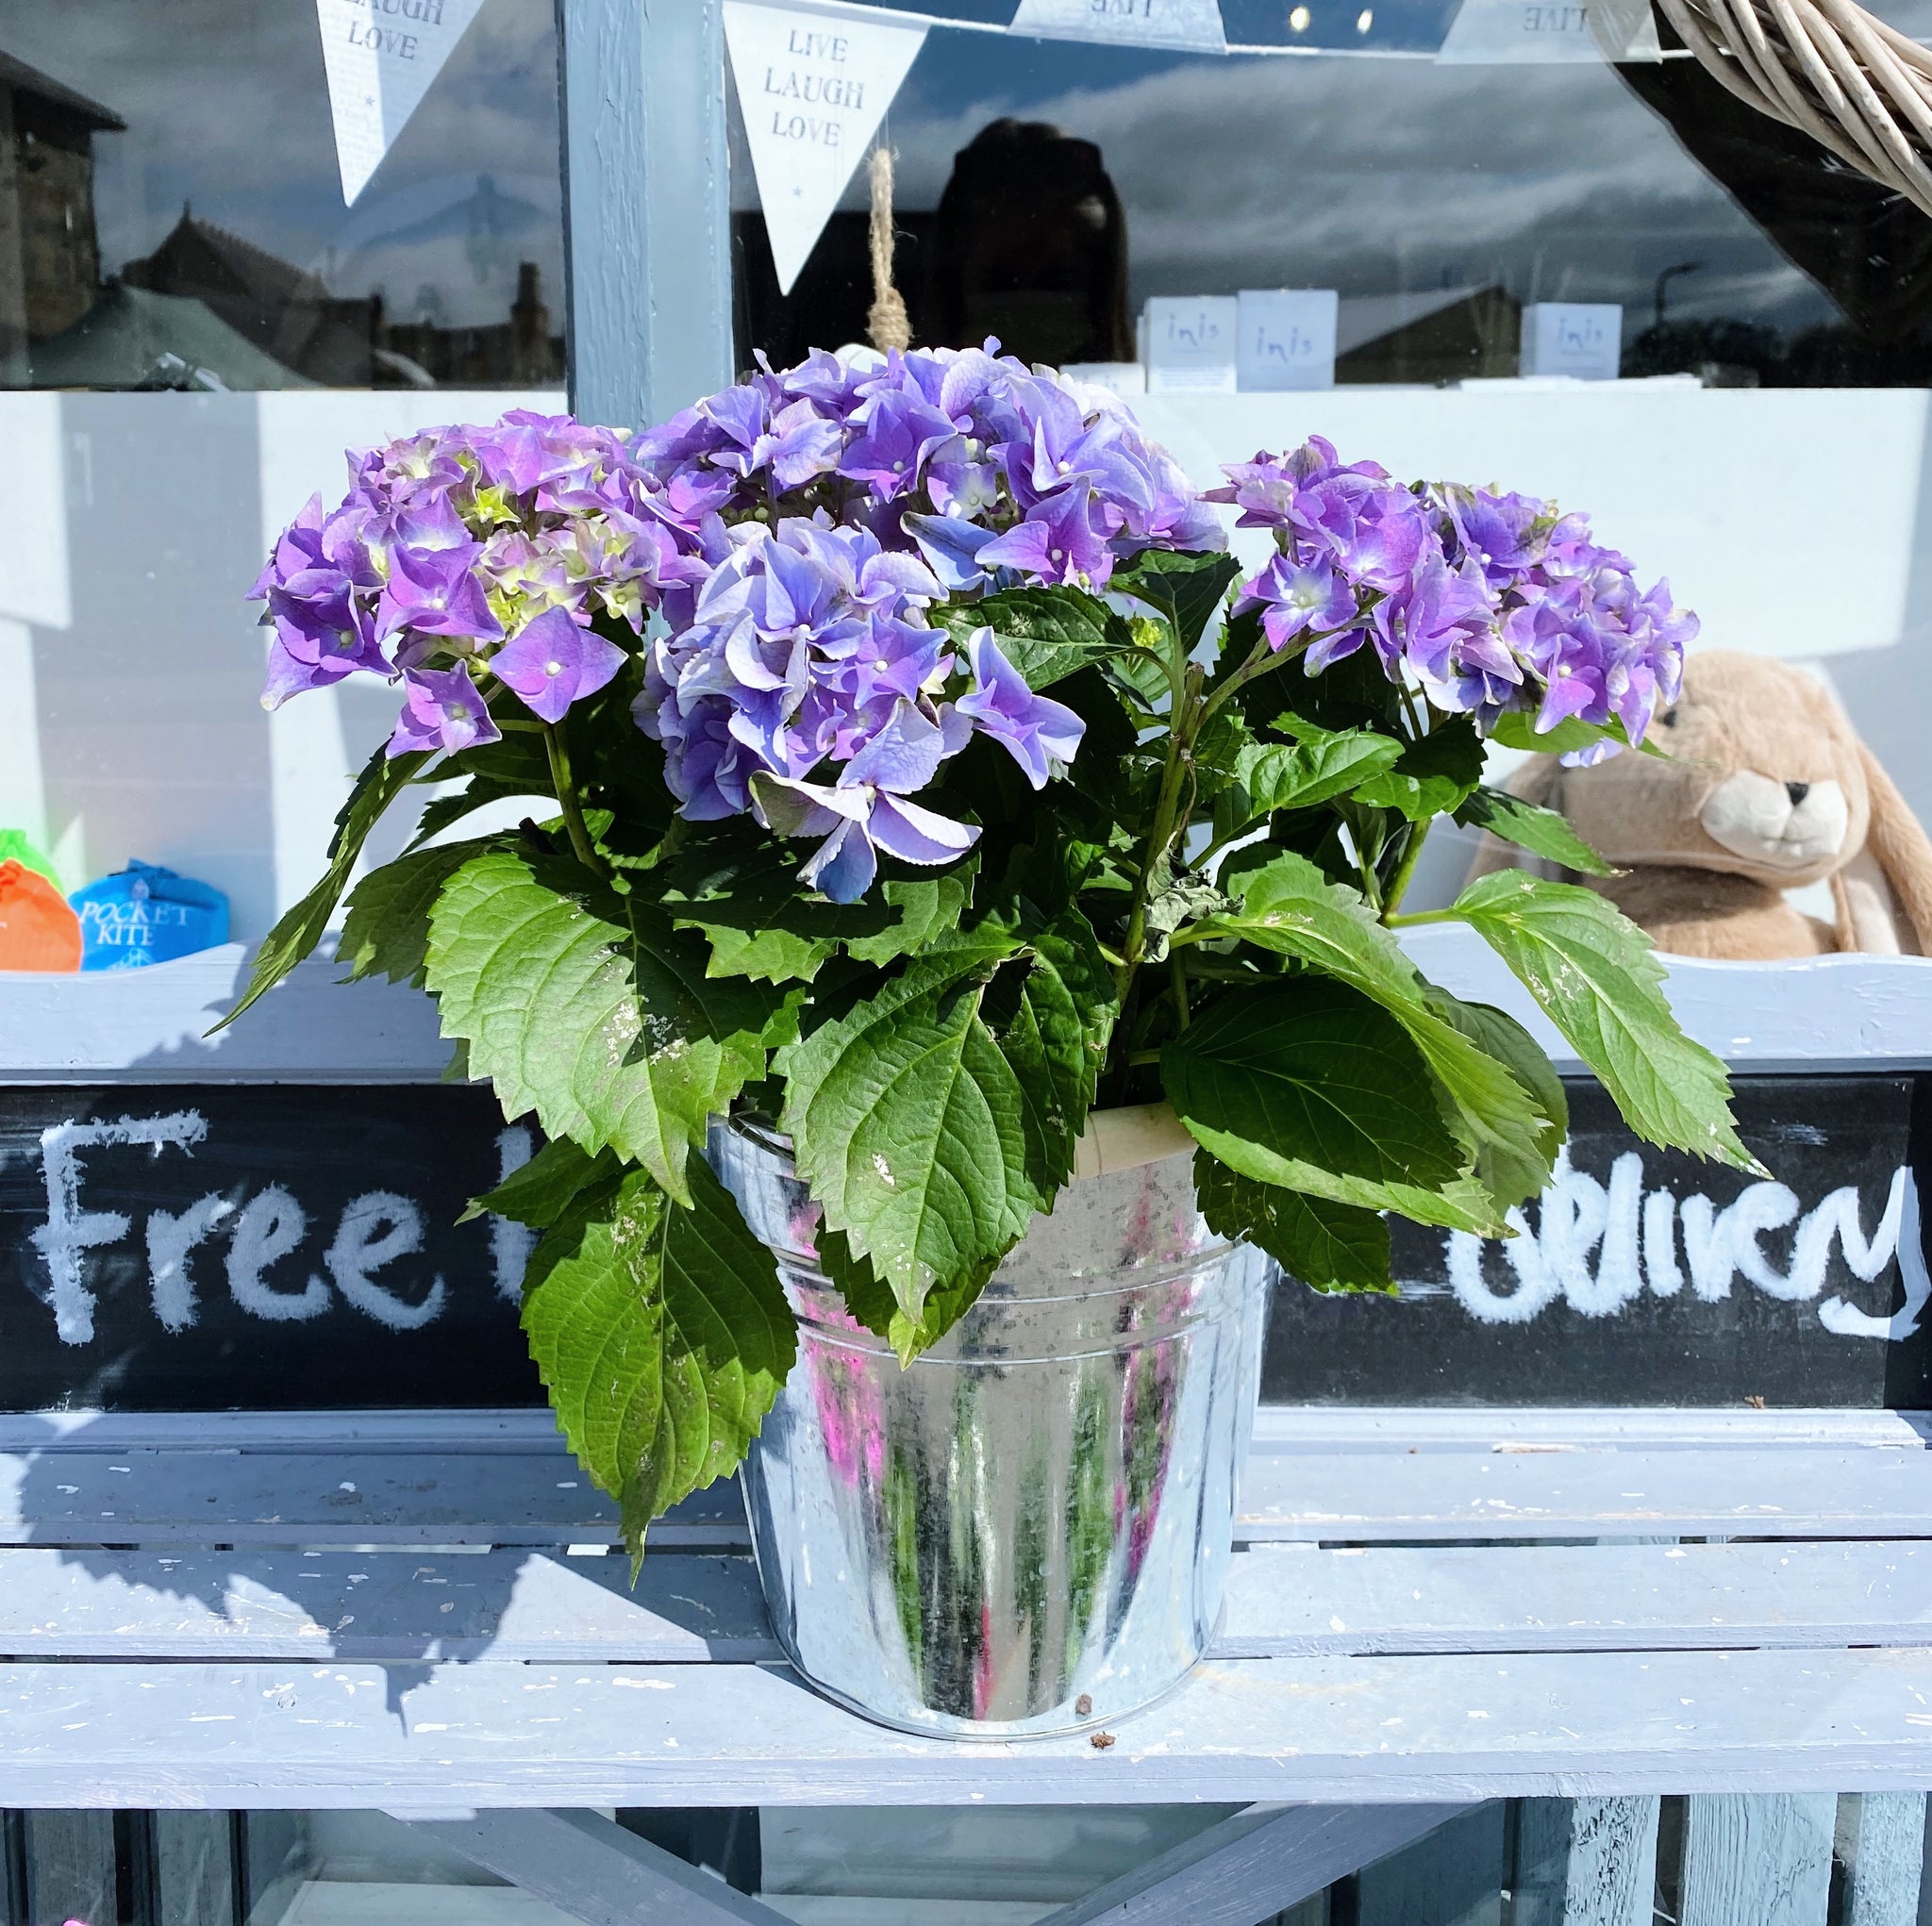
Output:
[[731, 0, 1932, 389], [0, 1, 564, 391]]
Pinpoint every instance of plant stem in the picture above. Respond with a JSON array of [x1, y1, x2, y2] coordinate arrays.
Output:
[[1170, 951, 1190, 1031], [1112, 657, 1201, 1007], [1383, 906, 1457, 928], [1341, 803, 1383, 914], [1379, 816, 1432, 922], [542, 722, 608, 878]]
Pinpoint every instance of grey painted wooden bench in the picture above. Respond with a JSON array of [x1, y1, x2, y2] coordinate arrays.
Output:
[[9, 945, 1932, 1921], [3, 1403, 1930, 1926]]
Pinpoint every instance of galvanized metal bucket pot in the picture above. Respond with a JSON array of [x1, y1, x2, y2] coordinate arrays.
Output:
[[708, 1107, 1274, 1740]]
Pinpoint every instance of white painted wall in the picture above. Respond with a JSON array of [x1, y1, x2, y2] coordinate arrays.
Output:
[[0, 389, 563, 942]]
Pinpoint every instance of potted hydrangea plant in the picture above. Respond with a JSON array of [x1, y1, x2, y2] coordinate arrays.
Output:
[[234, 343, 1754, 1736]]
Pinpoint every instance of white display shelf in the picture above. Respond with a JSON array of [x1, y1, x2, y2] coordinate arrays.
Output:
[[3, 929, 1929, 1083]]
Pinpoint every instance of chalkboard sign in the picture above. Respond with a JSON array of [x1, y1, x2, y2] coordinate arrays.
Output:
[[1263, 1075, 1932, 1407], [4, 1076, 1926, 1414], [0, 1085, 542, 1410]]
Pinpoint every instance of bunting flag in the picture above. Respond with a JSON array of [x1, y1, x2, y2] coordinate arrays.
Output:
[[1008, 0, 1227, 54], [1437, 0, 1659, 62], [315, 0, 490, 205], [724, 1, 930, 296]]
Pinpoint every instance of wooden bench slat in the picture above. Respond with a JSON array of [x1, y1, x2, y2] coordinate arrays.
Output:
[[1237, 1447, 1932, 1540], [7, 1647, 1932, 1806], [1218, 1539, 1932, 1655], [0, 1549, 776, 1661], [5, 1405, 1922, 1456], [8, 1444, 1932, 1549], [0, 1453, 735, 1549], [5, 1539, 1932, 1663]]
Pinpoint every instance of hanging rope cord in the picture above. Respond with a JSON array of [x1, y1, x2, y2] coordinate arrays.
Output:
[[1656, 0, 1932, 218], [866, 145, 913, 353]]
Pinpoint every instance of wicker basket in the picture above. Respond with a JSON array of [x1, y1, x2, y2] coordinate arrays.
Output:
[[1657, 0, 1932, 217]]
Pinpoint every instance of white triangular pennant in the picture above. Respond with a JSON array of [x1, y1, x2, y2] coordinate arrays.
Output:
[[1437, 0, 1657, 61], [1008, 0, 1226, 54], [724, 1, 928, 297], [315, 0, 489, 205], [1589, 0, 1664, 60]]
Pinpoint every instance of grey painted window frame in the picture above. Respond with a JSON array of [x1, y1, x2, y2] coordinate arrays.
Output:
[[557, 0, 736, 430]]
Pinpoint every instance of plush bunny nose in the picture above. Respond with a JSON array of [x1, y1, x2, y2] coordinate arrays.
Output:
[[1785, 782, 1810, 807]]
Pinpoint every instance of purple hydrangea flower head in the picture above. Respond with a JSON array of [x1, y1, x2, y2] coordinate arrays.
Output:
[[1206, 439, 1389, 538], [750, 701, 980, 902], [1439, 485, 1550, 589], [266, 570, 388, 676], [635, 517, 959, 817], [629, 340, 1223, 597], [1202, 438, 1697, 759], [386, 663, 500, 758], [491, 606, 626, 724], [839, 390, 958, 503], [377, 542, 502, 645], [1236, 553, 1360, 656], [953, 629, 1087, 788], [253, 413, 694, 745], [976, 480, 1112, 587], [756, 399, 845, 491]]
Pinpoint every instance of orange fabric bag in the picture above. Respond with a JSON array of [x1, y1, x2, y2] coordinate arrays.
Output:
[[0, 858, 83, 971]]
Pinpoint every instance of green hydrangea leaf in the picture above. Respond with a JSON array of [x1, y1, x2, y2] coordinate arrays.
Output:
[[1192, 1149, 1392, 1294], [523, 1158, 793, 1564], [1423, 988, 1566, 1213], [1487, 709, 1663, 759], [1191, 706, 1257, 802], [657, 831, 851, 984], [1236, 719, 1403, 815], [818, 1222, 997, 1367], [426, 846, 799, 1203], [340, 838, 502, 988], [1452, 870, 1757, 1170], [1210, 851, 1553, 1211], [844, 871, 976, 968], [1455, 786, 1619, 876], [1351, 715, 1486, 822], [1106, 631, 1175, 716], [212, 742, 431, 1032], [1109, 548, 1243, 652], [460, 1134, 620, 1229], [408, 775, 552, 849], [1160, 979, 1496, 1232], [658, 828, 974, 984], [985, 903, 1119, 1193], [776, 927, 1039, 1322], [932, 584, 1138, 690]]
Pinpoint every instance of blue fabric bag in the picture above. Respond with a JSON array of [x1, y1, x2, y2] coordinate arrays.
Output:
[[69, 861, 229, 971]]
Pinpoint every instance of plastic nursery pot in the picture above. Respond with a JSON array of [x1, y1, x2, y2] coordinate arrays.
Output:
[[708, 1104, 1273, 1739]]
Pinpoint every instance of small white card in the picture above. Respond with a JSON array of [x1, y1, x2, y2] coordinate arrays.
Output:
[[1062, 360, 1147, 396], [1143, 297, 1238, 393], [1521, 303, 1624, 379], [1008, 0, 1227, 54], [1238, 290, 1339, 391]]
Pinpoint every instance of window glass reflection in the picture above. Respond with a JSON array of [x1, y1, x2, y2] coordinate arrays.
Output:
[[0, 0, 563, 390], [731, 0, 1932, 388]]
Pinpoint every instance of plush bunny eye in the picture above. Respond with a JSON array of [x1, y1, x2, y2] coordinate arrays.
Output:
[[1657, 706, 1679, 728]]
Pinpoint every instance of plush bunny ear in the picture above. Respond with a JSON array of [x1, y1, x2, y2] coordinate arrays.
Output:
[[1463, 755, 1562, 884], [1859, 744, 1932, 951]]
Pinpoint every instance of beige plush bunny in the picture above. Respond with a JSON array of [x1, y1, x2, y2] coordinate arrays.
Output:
[[1467, 650, 1932, 959]]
